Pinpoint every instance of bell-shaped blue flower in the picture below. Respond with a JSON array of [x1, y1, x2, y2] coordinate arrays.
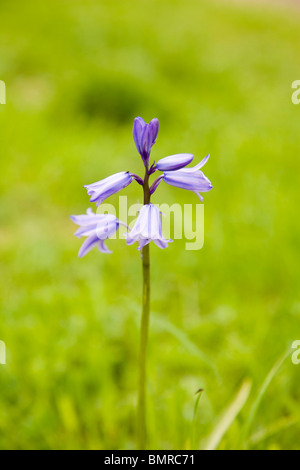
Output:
[[126, 203, 172, 250], [84, 171, 133, 207], [163, 154, 212, 201], [133, 117, 159, 167], [71, 208, 127, 256]]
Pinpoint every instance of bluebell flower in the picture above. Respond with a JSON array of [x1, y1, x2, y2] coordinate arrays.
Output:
[[126, 203, 172, 250], [84, 171, 133, 207], [156, 153, 194, 171], [162, 154, 212, 201], [71, 208, 127, 256], [133, 117, 159, 167]]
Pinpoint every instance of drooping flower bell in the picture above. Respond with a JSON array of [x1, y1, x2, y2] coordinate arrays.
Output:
[[126, 203, 172, 250], [161, 154, 212, 201], [84, 171, 133, 207], [70, 208, 127, 256], [133, 117, 159, 167]]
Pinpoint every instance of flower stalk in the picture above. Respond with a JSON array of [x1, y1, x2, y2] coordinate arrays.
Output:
[[137, 169, 151, 449], [137, 242, 150, 449]]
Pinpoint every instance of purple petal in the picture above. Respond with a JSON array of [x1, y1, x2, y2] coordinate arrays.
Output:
[[98, 240, 112, 254], [153, 238, 172, 249], [149, 118, 159, 145], [133, 117, 145, 155], [183, 154, 210, 172], [137, 238, 151, 251], [194, 191, 204, 202], [74, 223, 99, 238], [78, 234, 99, 257], [70, 208, 105, 226], [141, 125, 153, 158]]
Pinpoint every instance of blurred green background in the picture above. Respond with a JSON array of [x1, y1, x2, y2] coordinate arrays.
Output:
[[1, 0, 300, 450]]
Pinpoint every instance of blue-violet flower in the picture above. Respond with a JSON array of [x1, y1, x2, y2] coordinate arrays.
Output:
[[71, 208, 126, 256], [84, 171, 133, 207], [133, 117, 159, 167], [162, 154, 212, 201], [126, 203, 172, 250]]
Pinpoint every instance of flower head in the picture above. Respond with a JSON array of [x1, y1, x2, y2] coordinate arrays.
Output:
[[162, 154, 212, 201], [72, 117, 213, 256], [133, 117, 159, 167], [84, 171, 133, 207], [71, 208, 126, 256], [126, 203, 172, 250]]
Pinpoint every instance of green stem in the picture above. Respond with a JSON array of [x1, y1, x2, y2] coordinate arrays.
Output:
[[137, 169, 151, 450], [137, 243, 150, 449]]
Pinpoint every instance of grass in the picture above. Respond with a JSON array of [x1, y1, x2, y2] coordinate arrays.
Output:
[[0, 0, 300, 449]]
